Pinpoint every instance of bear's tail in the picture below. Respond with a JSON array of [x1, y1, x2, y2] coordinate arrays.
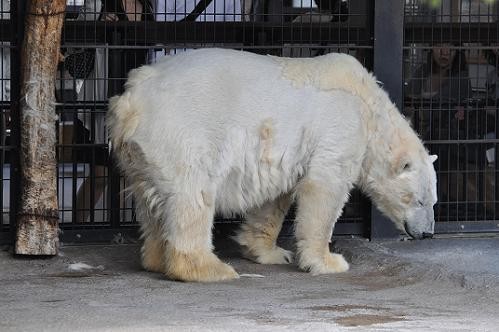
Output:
[[107, 91, 139, 150], [107, 64, 157, 150]]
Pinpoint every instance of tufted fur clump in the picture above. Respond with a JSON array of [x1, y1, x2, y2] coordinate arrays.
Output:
[[107, 48, 437, 282]]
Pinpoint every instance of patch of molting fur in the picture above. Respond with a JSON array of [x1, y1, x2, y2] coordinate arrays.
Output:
[[272, 53, 420, 151], [259, 118, 274, 165], [272, 53, 375, 101], [201, 190, 214, 207]]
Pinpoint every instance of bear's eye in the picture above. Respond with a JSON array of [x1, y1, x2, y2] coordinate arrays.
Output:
[[418, 200, 424, 207], [403, 163, 411, 171]]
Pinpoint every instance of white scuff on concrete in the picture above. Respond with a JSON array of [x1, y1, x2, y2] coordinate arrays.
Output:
[[240, 273, 265, 278], [68, 262, 104, 272]]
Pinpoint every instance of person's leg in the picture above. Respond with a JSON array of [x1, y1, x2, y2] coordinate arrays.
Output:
[[76, 165, 106, 223]]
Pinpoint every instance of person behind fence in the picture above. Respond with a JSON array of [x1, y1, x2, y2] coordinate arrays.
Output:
[[485, 44, 499, 100], [480, 44, 499, 215], [314, 0, 349, 21], [63, 0, 153, 223], [405, 44, 473, 207], [405, 44, 472, 136], [482, 45, 499, 155]]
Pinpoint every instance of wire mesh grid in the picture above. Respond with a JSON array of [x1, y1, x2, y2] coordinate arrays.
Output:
[[53, 0, 373, 238], [404, 0, 499, 228]]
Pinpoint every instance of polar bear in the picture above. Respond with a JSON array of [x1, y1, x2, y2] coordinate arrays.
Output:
[[107, 48, 438, 282]]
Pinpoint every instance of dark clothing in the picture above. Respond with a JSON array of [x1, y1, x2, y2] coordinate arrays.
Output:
[[405, 65, 472, 103], [486, 69, 499, 99], [405, 65, 477, 172], [406, 66, 473, 141]]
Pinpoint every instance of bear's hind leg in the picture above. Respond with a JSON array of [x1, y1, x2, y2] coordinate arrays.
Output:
[[163, 192, 239, 282], [294, 177, 350, 275], [234, 193, 294, 264]]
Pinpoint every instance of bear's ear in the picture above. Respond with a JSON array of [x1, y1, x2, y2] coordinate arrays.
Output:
[[429, 155, 438, 163]]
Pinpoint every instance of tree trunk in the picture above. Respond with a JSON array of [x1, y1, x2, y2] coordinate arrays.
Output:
[[15, 0, 66, 255]]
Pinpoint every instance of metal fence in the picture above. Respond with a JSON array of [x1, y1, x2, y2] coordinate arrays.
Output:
[[404, 0, 499, 233], [1, 0, 498, 244], [0, 0, 15, 245]]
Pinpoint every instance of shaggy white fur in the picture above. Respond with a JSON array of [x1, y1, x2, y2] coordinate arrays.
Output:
[[107, 48, 438, 282]]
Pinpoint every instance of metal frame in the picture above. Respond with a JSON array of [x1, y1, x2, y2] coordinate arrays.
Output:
[[370, 0, 405, 239]]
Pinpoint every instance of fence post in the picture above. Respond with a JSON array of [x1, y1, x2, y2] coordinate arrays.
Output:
[[7, 0, 24, 244], [371, 0, 405, 239], [15, 0, 67, 255]]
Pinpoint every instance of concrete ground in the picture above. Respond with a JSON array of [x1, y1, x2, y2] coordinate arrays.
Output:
[[1, 236, 499, 331]]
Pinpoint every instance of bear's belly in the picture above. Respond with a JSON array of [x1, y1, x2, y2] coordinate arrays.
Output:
[[214, 158, 305, 216]]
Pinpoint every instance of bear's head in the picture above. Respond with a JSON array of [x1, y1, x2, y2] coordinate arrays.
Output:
[[366, 145, 438, 239]]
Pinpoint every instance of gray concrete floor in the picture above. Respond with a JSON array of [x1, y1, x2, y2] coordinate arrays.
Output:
[[1, 236, 499, 331]]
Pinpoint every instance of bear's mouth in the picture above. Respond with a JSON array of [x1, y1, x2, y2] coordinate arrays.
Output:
[[403, 221, 433, 239], [403, 221, 414, 239]]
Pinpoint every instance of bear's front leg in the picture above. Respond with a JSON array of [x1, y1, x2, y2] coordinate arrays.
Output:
[[294, 178, 350, 275]]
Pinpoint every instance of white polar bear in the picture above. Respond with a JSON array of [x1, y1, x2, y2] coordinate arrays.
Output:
[[107, 48, 438, 282]]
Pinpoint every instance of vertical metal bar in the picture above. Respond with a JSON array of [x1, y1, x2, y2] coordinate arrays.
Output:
[[71, 108, 78, 224], [89, 109, 96, 224], [108, 107, 120, 227], [8, 0, 24, 243], [364, 0, 375, 71], [495, 68, 499, 220], [374, 0, 404, 109], [370, 0, 404, 239], [107, 31, 122, 229]]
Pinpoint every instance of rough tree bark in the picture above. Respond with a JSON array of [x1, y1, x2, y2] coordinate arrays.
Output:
[[15, 0, 66, 255]]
